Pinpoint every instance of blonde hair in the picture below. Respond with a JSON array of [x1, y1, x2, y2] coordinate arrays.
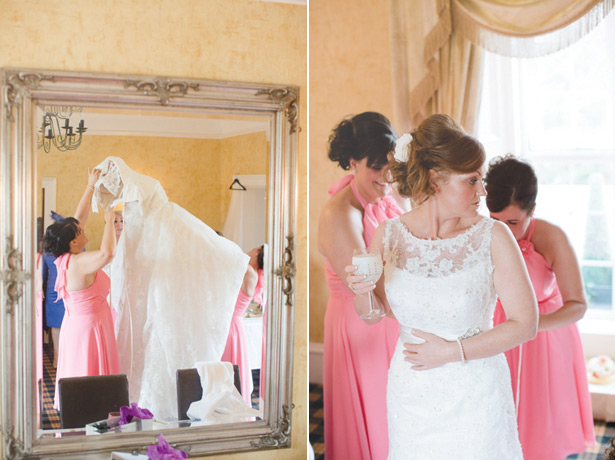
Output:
[[390, 114, 485, 204]]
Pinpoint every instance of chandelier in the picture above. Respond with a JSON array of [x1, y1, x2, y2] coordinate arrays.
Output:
[[37, 106, 87, 153]]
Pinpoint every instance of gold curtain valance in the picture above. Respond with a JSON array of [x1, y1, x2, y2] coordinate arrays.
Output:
[[453, 0, 615, 57], [391, 0, 614, 132]]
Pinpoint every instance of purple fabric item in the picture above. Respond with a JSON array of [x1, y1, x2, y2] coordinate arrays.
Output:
[[50, 210, 65, 222], [119, 402, 154, 425], [146, 434, 188, 460]]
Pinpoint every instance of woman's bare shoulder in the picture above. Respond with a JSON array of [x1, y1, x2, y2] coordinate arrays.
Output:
[[532, 218, 571, 258], [319, 186, 361, 224], [490, 219, 516, 247]]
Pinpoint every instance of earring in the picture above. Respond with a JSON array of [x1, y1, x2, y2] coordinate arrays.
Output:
[[352, 169, 357, 175]]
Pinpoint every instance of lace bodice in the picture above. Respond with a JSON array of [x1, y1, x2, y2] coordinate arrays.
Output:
[[383, 216, 523, 459], [382, 217, 496, 341]]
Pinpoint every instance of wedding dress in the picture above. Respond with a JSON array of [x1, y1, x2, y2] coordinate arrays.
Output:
[[382, 217, 523, 460], [92, 157, 248, 420]]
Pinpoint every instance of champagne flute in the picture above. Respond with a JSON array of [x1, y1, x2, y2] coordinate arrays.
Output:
[[352, 247, 385, 320]]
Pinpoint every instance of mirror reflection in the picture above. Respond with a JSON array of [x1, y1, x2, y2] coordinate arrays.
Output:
[[35, 105, 270, 435]]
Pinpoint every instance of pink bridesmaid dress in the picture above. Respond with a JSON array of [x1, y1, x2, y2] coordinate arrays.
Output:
[[53, 253, 120, 410], [221, 290, 254, 406], [324, 175, 402, 460], [493, 218, 595, 460]]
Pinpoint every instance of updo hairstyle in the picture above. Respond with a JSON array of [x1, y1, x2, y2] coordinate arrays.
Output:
[[485, 155, 537, 213], [328, 112, 397, 170], [42, 217, 81, 258], [389, 114, 486, 204]]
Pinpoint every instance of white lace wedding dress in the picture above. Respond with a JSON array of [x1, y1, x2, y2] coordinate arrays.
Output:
[[382, 217, 523, 460], [92, 157, 248, 420]]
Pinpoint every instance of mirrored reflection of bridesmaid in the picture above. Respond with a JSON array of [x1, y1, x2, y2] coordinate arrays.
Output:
[[221, 245, 265, 406], [318, 112, 407, 460], [42, 212, 68, 368], [42, 168, 120, 410]]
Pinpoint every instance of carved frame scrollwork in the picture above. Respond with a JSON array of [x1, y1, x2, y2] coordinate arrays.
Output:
[[256, 88, 299, 134], [124, 79, 200, 105], [0, 68, 298, 459]]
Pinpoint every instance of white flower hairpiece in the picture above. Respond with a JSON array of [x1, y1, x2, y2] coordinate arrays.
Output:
[[393, 133, 412, 163]]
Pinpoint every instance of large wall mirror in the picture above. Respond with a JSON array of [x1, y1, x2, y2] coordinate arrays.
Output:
[[0, 69, 298, 459]]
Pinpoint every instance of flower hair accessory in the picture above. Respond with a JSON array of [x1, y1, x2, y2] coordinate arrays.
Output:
[[394, 133, 412, 163]]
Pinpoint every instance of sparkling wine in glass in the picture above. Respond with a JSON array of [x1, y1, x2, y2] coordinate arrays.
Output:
[[352, 247, 385, 320]]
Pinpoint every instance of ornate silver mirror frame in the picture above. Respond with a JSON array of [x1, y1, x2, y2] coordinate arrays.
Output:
[[0, 68, 297, 459]]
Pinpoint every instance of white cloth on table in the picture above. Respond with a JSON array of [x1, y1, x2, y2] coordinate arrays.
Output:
[[187, 361, 260, 423], [92, 156, 249, 420]]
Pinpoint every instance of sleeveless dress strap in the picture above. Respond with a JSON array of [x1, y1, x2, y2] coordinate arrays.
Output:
[[328, 174, 404, 245], [524, 218, 536, 241], [253, 268, 264, 305], [53, 253, 70, 309]]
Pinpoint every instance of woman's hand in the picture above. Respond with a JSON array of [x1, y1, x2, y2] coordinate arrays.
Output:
[[104, 208, 116, 223], [87, 168, 101, 189], [345, 264, 375, 295], [403, 329, 456, 370]]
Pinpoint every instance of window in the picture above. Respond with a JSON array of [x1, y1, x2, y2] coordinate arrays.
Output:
[[477, 11, 615, 318]]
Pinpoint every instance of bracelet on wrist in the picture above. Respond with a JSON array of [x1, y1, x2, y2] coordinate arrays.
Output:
[[456, 337, 466, 365], [87, 185, 95, 192]]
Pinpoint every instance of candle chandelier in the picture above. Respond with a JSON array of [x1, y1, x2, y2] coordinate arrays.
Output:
[[37, 106, 87, 153]]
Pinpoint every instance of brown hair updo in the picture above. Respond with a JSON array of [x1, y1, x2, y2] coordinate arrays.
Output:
[[328, 112, 397, 171], [485, 155, 537, 213], [389, 114, 486, 204], [42, 217, 81, 258]]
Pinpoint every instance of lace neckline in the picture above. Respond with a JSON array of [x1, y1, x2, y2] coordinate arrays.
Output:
[[396, 216, 488, 243]]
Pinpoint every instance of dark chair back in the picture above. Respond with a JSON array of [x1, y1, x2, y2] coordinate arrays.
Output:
[[176, 364, 241, 421], [58, 374, 130, 429]]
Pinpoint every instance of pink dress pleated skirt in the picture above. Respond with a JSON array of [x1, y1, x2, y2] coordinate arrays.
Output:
[[53, 253, 120, 410], [324, 259, 399, 460], [493, 219, 595, 459], [221, 290, 253, 405], [323, 175, 403, 460]]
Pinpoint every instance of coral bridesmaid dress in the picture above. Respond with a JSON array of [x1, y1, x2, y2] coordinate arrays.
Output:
[[221, 290, 254, 406], [53, 253, 120, 410], [493, 218, 595, 459], [323, 175, 401, 460]]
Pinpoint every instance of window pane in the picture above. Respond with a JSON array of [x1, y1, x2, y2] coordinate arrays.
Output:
[[522, 13, 615, 152], [477, 12, 615, 314]]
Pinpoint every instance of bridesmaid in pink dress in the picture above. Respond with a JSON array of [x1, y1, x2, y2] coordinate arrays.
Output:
[[42, 169, 120, 411], [221, 245, 264, 406], [318, 112, 408, 460], [486, 155, 595, 459]]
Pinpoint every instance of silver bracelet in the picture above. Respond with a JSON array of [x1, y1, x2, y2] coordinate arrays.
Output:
[[456, 337, 466, 365], [87, 185, 95, 192]]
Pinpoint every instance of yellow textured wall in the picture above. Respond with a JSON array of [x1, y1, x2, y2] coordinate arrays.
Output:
[[219, 131, 270, 232], [309, 0, 397, 344], [1, 1, 307, 458], [37, 132, 267, 250]]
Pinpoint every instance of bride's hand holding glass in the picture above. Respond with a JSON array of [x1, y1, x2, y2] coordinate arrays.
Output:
[[345, 247, 385, 320]]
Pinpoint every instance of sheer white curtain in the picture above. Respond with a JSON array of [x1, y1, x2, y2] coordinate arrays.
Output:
[[476, 12, 615, 315]]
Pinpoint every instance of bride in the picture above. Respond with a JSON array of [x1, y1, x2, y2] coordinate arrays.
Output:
[[92, 157, 248, 420], [347, 114, 538, 459]]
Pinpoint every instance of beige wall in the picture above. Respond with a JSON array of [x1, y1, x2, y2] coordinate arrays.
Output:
[[1, 1, 307, 458], [38, 132, 268, 251], [309, 0, 397, 344]]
